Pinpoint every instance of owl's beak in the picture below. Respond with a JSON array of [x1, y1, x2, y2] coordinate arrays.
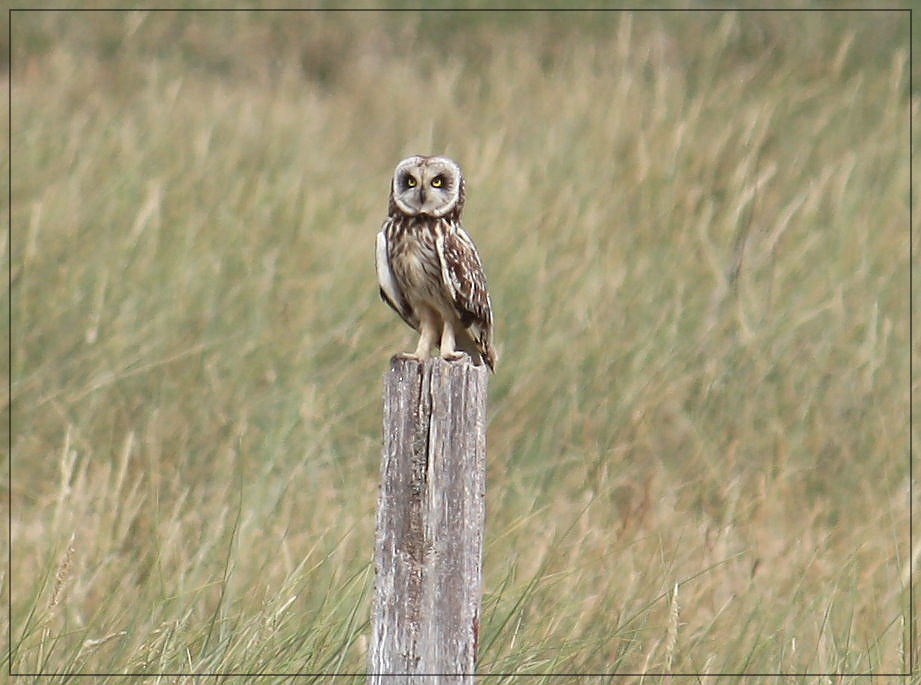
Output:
[[417, 187, 427, 206]]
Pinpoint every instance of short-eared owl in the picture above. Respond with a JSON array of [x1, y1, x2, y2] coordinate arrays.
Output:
[[376, 155, 496, 371]]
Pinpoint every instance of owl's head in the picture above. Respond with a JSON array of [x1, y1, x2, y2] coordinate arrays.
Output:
[[389, 155, 466, 219]]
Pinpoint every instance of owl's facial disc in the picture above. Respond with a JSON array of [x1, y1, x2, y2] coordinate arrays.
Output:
[[392, 156, 461, 218]]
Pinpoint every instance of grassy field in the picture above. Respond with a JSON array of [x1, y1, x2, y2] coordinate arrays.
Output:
[[7, 8, 914, 683]]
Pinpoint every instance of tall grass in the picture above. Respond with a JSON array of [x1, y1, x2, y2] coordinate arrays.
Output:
[[7, 8, 912, 681]]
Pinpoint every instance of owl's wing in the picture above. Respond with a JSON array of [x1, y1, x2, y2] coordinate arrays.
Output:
[[437, 225, 496, 370], [376, 229, 419, 331]]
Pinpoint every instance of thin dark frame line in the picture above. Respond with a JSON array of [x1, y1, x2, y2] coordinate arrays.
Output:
[[6, 6, 12, 681], [6, 672, 910, 678], [1, 7, 912, 13], [909, 4, 915, 679]]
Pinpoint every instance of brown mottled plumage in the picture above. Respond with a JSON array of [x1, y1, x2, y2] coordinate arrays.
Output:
[[375, 155, 496, 371]]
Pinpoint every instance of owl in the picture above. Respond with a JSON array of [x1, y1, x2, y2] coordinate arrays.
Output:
[[375, 155, 496, 371]]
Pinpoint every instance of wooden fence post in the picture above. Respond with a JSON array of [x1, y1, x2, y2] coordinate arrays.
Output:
[[368, 356, 488, 685]]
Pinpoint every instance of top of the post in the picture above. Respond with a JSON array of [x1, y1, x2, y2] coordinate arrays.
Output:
[[386, 355, 490, 387], [388, 354, 489, 375]]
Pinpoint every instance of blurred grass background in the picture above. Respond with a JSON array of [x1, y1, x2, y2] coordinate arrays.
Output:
[[6, 6, 913, 682]]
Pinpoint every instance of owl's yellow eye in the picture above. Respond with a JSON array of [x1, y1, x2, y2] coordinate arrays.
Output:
[[406, 176, 417, 188], [431, 176, 444, 188]]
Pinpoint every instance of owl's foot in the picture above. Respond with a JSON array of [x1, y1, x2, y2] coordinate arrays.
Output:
[[441, 350, 467, 363]]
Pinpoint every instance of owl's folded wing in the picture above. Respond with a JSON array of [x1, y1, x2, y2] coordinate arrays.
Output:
[[436, 225, 496, 370], [376, 229, 419, 331]]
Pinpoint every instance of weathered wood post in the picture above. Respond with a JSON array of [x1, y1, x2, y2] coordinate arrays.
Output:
[[369, 356, 488, 684]]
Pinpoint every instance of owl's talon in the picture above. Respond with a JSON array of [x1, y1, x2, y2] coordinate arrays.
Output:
[[441, 350, 467, 363]]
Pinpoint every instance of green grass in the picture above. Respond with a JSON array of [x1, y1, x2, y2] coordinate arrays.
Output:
[[7, 8, 913, 682]]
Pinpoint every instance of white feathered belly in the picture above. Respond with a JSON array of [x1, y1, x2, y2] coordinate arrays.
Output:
[[394, 244, 457, 325]]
